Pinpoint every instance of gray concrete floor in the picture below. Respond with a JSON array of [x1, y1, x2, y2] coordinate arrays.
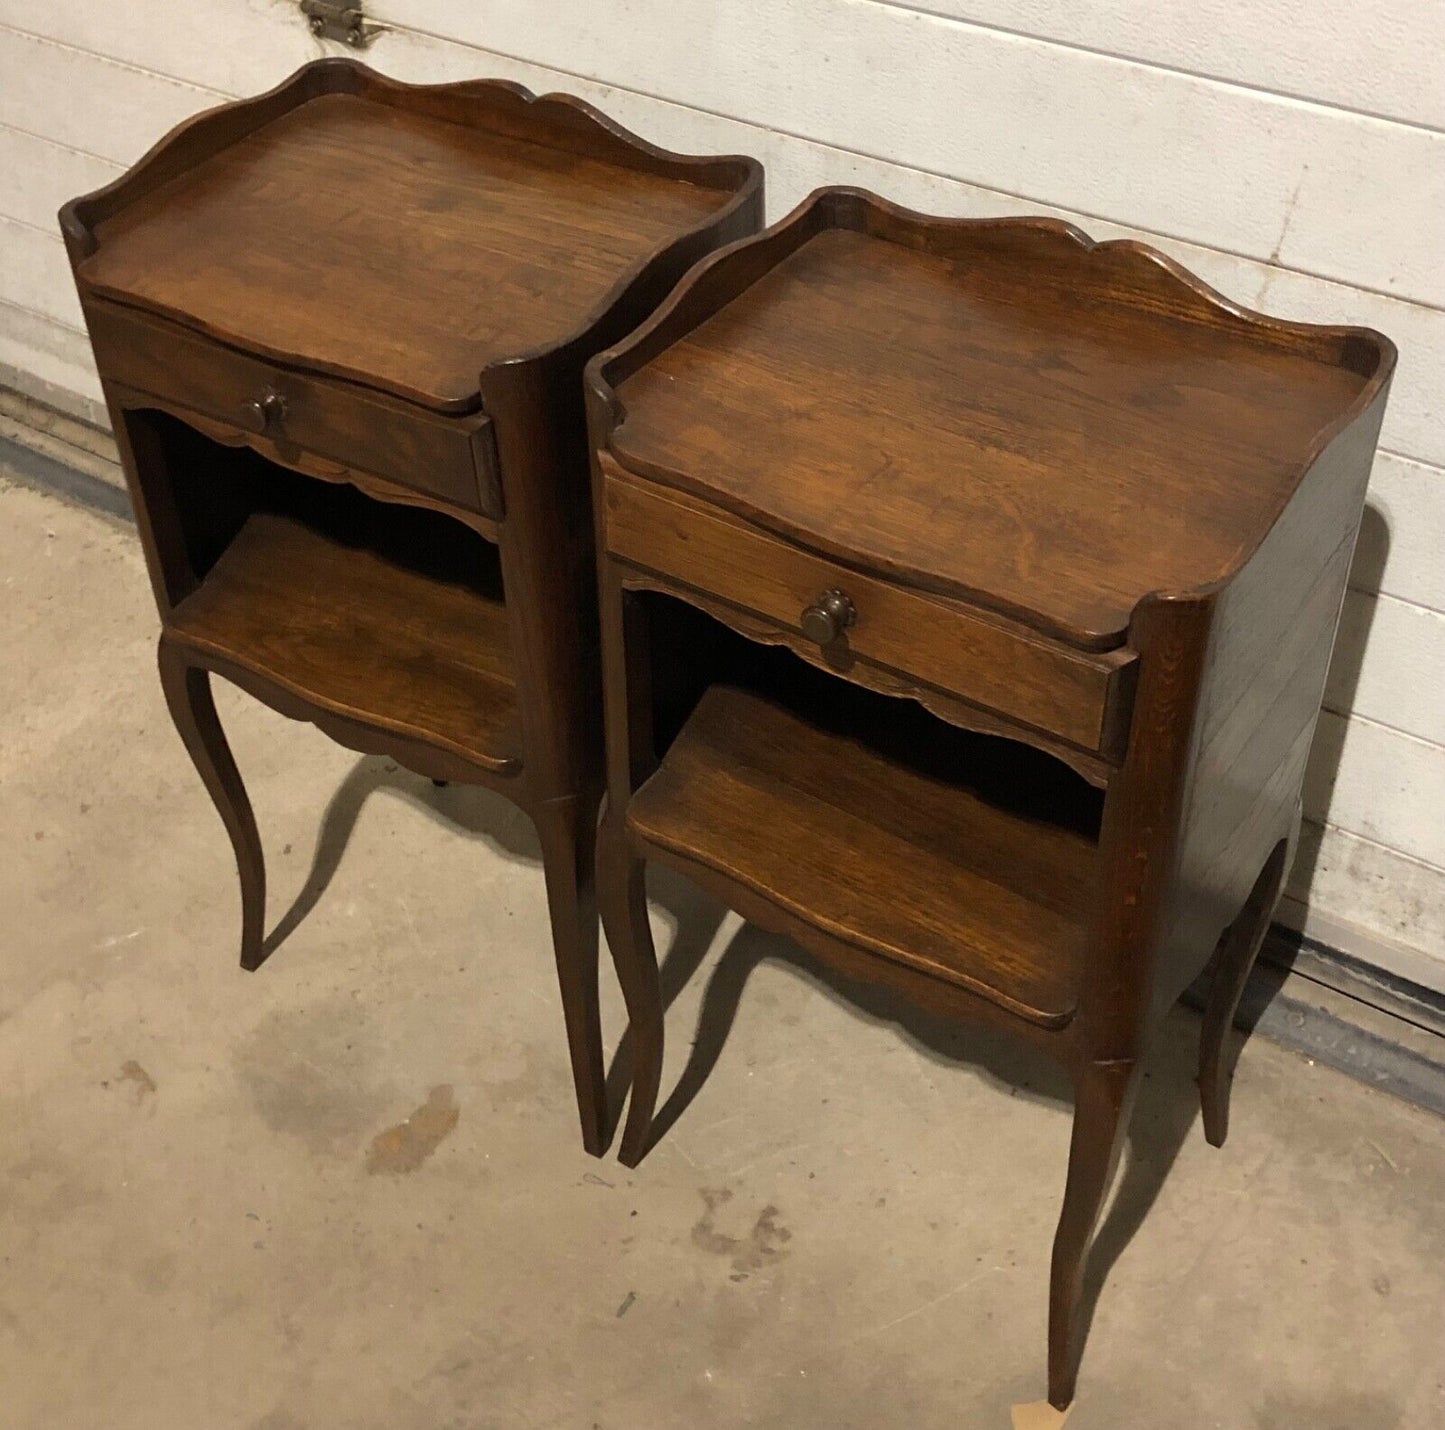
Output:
[[2, 475, 1442, 1430]]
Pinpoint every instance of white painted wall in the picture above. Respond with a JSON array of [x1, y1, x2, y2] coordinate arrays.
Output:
[[1, 2, 1441, 986]]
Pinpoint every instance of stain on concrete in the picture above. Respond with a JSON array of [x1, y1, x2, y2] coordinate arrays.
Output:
[[481, 1037, 562, 1105], [691, 1186, 793, 1280], [2, 1150, 104, 1225], [365, 1085, 459, 1175], [115, 1060, 156, 1102], [248, 1411, 306, 1430], [1256, 1391, 1402, 1430], [403, 1330, 541, 1422], [134, 1250, 178, 1293], [691, 1187, 739, 1256], [231, 1000, 396, 1156]]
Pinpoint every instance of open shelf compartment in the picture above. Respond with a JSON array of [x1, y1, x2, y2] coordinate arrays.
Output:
[[143, 409, 521, 775], [627, 605, 1105, 1029]]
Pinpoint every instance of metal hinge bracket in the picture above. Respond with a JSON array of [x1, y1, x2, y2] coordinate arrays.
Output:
[[300, 1, 383, 49]]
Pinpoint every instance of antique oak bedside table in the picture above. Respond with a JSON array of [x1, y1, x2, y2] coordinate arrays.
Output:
[[585, 188, 1392, 1404], [60, 59, 761, 1156]]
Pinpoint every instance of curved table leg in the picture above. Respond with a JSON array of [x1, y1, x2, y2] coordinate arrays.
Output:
[[598, 811, 662, 1169], [157, 638, 266, 970], [1199, 838, 1289, 1148], [1048, 1056, 1141, 1409], [535, 792, 607, 1157]]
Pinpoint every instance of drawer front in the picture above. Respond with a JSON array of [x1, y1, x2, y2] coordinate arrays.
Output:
[[602, 456, 1135, 758], [85, 300, 500, 519]]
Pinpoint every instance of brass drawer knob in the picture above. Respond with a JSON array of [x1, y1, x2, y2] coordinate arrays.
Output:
[[800, 588, 856, 645], [241, 389, 287, 435]]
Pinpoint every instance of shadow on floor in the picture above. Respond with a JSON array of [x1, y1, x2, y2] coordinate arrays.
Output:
[[258, 755, 543, 962], [625, 874, 1216, 1383], [266, 753, 1216, 1379], [254, 754, 728, 1152]]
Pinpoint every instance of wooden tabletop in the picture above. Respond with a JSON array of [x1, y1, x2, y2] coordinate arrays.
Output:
[[608, 210, 1384, 648], [80, 92, 733, 412]]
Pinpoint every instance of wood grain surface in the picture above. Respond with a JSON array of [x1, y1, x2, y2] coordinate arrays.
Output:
[[166, 512, 521, 772], [78, 90, 738, 410], [629, 683, 1099, 1026], [609, 208, 1380, 646]]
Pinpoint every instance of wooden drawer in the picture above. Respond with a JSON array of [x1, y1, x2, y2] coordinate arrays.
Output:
[[85, 300, 501, 519], [601, 455, 1136, 759]]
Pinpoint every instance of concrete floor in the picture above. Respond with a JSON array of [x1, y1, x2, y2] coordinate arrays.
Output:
[[2, 474, 1443, 1430]]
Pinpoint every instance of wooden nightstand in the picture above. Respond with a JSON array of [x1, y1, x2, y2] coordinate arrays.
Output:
[[586, 189, 1393, 1403], [60, 59, 762, 1156]]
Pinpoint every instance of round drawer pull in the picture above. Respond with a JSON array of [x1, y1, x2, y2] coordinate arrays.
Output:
[[800, 588, 856, 645], [241, 389, 287, 435]]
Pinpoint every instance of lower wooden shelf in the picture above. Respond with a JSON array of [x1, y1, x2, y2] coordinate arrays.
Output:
[[166, 512, 520, 773], [628, 684, 1100, 1027]]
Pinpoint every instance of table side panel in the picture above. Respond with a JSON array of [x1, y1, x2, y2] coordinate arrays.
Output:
[[1150, 401, 1389, 1020]]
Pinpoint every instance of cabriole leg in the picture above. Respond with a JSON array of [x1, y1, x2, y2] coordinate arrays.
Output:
[[535, 793, 607, 1157], [1048, 1056, 1141, 1409], [598, 812, 662, 1169], [157, 638, 266, 970], [1199, 838, 1289, 1148]]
